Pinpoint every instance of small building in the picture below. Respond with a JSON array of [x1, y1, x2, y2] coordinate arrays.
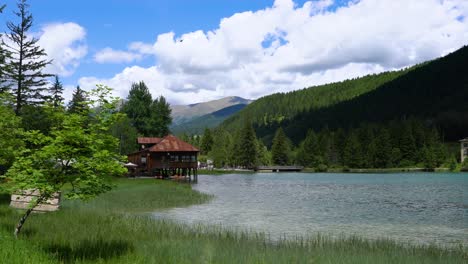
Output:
[[127, 135, 199, 180], [461, 138, 468, 163]]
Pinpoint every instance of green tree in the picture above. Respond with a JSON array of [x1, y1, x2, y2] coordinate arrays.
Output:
[[209, 129, 232, 168], [147, 95, 172, 137], [343, 131, 363, 168], [298, 129, 321, 167], [122, 81, 152, 135], [48, 75, 64, 108], [3, 85, 126, 238], [68, 86, 88, 114], [374, 128, 392, 168], [271, 127, 290, 166], [237, 119, 257, 168], [110, 114, 138, 155], [0, 96, 23, 174], [256, 139, 271, 166], [2, 0, 52, 114], [200, 128, 214, 155], [0, 4, 9, 91]]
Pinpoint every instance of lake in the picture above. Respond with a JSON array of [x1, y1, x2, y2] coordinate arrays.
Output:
[[153, 172, 468, 247]]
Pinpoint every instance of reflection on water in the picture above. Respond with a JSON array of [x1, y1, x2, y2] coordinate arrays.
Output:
[[153, 172, 468, 246]]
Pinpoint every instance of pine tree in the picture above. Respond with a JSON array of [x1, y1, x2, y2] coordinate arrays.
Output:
[[68, 86, 88, 114], [237, 119, 257, 168], [343, 131, 363, 168], [48, 75, 64, 108], [0, 4, 9, 91], [3, 0, 52, 114], [299, 129, 321, 167], [123, 81, 152, 135], [271, 127, 290, 166], [374, 128, 392, 168], [399, 123, 417, 164], [147, 95, 172, 137], [200, 128, 214, 155]]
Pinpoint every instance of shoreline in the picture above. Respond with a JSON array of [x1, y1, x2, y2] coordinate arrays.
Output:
[[1, 178, 466, 263]]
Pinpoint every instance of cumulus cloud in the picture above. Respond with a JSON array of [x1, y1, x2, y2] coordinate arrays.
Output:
[[38, 22, 87, 77], [81, 0, 468, 104], [94, 47, 142, 63]]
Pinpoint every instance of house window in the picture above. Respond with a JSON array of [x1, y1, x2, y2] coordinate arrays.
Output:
[[141, 155, 147, 165], [463, 143, 468, 148], [191, 155, 196, 162], [170, 155, 179, 162]]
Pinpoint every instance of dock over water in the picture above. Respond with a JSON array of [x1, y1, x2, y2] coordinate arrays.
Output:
[[255, 166, 304, 172]]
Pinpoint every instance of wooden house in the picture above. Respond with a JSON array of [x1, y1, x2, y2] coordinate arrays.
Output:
[[127, 135, 199, 180], [461, 138, 468, 163]]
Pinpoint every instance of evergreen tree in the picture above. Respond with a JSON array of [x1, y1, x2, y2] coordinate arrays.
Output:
[[237, 119, 257, 168], [200, 128, 214, 155], [399, 123, 417, 165], [2, 0, 52, 114], [68, 86, 88, 114], [271, 127, 290, 166], [256, 139, 271, 166], [298, 129, 321, 167], [0, 4, 9, 91], [122, 81, 152, 135], [374, 128, 392, 168], [147, 95, 172, 137], [48, 75, 64, 108], [343, 131, 363, 168]]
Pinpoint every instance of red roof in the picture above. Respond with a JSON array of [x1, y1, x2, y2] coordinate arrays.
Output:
[[137, 137, 162, 144], [148, 135, 199, 152]]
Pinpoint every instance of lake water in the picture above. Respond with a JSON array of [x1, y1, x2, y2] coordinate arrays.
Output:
[[153, 173, 468, 247]]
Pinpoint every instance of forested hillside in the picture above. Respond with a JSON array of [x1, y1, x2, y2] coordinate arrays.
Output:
[[221, 46, 468, 145], [221, 68, 410, 132]]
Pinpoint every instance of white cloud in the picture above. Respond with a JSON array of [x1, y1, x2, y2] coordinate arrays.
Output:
[[80, 0, 468, 104], [94, 47, 142, 63], [38, 22, 87, 77]]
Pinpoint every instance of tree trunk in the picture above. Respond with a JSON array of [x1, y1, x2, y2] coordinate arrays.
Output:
[[14, 195, 45, 238]]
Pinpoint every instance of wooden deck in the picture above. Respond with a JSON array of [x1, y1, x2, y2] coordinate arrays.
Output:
[[254, 166, 304, 172]]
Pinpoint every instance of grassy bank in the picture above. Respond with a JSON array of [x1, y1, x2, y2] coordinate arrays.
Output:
[[0, 179, 466, 263]]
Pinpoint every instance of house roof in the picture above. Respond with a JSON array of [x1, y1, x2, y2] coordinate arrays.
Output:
[[137, 137, 162, 144], [148, 135, 199, 152], [460, 138, 468, 142]]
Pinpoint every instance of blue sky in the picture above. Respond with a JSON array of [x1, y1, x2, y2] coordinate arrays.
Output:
[[1, 0, 467, 104]]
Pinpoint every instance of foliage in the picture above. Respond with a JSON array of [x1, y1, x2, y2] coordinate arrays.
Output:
[[1, 0, 52, 114], [48, 75, 64, 108], [110, 114, 138, 155], [68, 86, 88, 114], [271, 127, 290, 165], [0, 98, 23, 174], [122, 82, 172, 137], [2, 85, 127, 236], [146, 95, 172, 137], [236, 119, 258, 168], [200, 128, 214, 155]]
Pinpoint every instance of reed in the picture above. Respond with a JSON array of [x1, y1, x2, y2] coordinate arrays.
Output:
[[0, 179, 465, 263]]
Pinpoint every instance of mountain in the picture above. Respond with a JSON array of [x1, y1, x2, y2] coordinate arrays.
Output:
[[220, 45, 468, 144], [171, 104, 249, 135], [170, 96, 251, 134]]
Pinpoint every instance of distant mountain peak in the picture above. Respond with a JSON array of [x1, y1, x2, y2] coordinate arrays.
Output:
[[171, 96, 252, 126]]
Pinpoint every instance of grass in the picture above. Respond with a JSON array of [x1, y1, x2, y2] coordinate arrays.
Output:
[[0, 178, 466, 263]]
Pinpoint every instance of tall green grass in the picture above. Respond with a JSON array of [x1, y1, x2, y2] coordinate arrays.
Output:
[[0, 179, 466, 263]]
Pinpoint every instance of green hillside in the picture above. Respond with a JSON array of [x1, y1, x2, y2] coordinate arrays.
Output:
[[221, 45, 468, 144]]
